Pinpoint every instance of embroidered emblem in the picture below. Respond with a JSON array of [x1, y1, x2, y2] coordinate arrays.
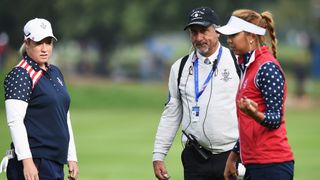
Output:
[[190, 10, 205, 20], [221, 69, 231, 82], [57, 77, 64, 86], [40, 22, 47, 29]]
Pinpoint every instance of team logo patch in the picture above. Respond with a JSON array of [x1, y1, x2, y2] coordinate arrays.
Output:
[[220, 69, 231, 82]]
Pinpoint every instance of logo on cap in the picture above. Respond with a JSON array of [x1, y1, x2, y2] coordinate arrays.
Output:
[[192, 12, 201, 18], [184, 7, 219, 30], [190, 11, 205, 21], [25, 32, 31, 37], [40, 22, 47, 29]]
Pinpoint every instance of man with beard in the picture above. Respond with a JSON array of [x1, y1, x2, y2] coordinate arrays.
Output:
[[152, 7, 241, 180]]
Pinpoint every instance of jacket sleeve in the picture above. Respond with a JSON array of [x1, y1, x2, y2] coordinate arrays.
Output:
[[255, 62, 284, 129], [5, 99, 32, 160], [67, 111, 78, 162], [153, 60, 183, 161]]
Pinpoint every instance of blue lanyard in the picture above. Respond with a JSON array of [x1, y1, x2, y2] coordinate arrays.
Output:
[[194, 47, 222, 103]]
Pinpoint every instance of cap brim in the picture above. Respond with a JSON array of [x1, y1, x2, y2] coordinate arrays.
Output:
[[184, 21, 212, 30], [51, 36, 58, 41], [216, 16, 266, 35], [215, 25, 242, 35], [29, 35, 57, 42]]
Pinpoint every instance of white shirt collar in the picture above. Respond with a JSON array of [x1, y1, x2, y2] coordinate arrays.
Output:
[[245, 50, 256, 67]]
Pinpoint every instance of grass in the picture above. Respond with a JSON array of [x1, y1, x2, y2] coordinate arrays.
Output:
[[0, 80, 319, 179], [285, 108, 319, 180]]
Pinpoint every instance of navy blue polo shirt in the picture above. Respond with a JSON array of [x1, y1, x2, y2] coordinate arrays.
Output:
[[4, 55, 70, 165]]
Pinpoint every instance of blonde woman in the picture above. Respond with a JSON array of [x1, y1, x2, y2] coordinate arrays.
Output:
[[4, 18, 78, 180]]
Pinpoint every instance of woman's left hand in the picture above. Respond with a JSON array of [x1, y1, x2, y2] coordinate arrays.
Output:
[[237, 97, 258, 117], [68, 161, 79, 180], [238, 97, 266, 123]]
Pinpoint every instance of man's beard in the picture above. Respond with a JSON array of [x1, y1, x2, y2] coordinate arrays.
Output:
[[193, 41, 209, 56], [195, 47, 209, 56]]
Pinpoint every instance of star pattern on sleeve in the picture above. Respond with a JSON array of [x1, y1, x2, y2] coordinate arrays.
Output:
[[4, 67, 33, 102], [256, 62, 285, 129]]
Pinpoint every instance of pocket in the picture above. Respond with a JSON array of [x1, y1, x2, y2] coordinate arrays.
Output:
[[252, 122, 267, 148], [242, 119, 257, 150], [6, 158, 23, 179]]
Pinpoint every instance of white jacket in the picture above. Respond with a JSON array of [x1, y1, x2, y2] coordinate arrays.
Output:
[[153, 44, 239, 161]]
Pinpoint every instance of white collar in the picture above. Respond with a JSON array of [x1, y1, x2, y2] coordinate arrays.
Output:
[[245, 50, 256, 67]]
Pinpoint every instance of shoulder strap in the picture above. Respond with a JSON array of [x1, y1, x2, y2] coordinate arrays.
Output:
[[177, 55, 189, 87], [230, 50, 241, 78], [164, 54, 189, 106], [16, 59, 43, 90]]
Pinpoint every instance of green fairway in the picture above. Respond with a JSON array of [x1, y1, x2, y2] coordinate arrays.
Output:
[[0, 81, 319, 179]]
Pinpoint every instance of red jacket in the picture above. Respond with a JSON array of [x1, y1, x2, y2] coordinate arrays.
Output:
[[237, 46, 294, 165]]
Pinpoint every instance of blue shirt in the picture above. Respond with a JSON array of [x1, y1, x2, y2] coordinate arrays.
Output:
[[4, 55, 70, 164]]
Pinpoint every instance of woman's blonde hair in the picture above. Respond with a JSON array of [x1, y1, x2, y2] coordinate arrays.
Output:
[[19, 42, 27, 56], [232, 9, 277, 58]]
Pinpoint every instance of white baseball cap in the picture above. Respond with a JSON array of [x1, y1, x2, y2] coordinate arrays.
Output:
[[216, 16, 266, 35], [23, 18, 57, 42]]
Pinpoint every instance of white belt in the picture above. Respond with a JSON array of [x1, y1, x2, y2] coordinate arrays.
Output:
[[0, 149, 14, 173]]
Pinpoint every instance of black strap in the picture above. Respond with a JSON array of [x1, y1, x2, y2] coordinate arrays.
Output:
[[177, 55, 189, 87], [164, 54, 189, 106], [230, 50, 241, 78]]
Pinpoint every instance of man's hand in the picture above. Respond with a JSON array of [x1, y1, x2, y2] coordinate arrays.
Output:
[[224, 152, 239, 180], [153, 160, 170, 180]]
